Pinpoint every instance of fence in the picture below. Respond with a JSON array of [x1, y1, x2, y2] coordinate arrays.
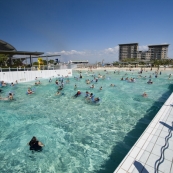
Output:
[[0, 64, 77, 72], [0, 69, 72, 83]]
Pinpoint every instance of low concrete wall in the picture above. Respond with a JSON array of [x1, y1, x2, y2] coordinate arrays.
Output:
[[0, 69, 72, 83]]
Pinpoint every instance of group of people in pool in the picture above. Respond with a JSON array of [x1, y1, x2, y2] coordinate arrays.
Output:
[[121, 77, 136, 82], [73, 90, 100, 103], [0, 80, 18, 87], [76, 69, 168, 101], [35, 81, 41, 85], [0, 80, 17, 100]]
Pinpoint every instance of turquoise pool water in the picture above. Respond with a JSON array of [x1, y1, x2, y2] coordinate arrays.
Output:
[[0, 69, 172, 173]]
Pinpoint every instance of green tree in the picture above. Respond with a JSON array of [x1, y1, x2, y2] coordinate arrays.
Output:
[[33, 62, 39, 65], [42, 60, 47, 65], [0, 54, 8, 67], [121, 58, 137, 62], [48, 59, 54, 64], [12, 59, 24, 67]]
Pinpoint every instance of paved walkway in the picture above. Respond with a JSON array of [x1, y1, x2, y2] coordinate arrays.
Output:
[[114, 93, 173, 173]]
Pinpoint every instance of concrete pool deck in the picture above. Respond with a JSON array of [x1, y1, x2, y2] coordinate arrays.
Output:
[[114, 93, 173, 173]]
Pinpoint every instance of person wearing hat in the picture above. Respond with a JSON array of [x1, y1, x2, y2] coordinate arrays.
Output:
[[74, 90, 81, 97]]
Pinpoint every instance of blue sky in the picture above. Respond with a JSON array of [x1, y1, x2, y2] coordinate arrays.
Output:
[[0, 0, 173, 63]]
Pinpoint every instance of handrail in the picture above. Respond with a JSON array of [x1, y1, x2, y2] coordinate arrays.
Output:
[[0, 64, 77, 72]]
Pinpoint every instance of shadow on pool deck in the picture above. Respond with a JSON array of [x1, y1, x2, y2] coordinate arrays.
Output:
[[94, 84, 173, 173]]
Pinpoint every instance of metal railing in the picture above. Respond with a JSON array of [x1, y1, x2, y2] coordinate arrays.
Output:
[[0, 64, 77, 72]]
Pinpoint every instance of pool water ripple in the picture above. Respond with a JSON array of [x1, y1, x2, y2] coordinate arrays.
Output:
[[0, 69, 172, 172]]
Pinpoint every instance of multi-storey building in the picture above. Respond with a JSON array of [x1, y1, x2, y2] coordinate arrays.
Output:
[[119, 43, 138, 61], [148, 44, 169, 60], [119, 43, 169, 61], [141, 51, 151, 60]]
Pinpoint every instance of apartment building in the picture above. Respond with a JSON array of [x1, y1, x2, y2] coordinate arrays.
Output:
[[148, 44, 169, 60], [137, 51, 150, 60], [119, 43, 169, 61], [119, 43, 138, 61]]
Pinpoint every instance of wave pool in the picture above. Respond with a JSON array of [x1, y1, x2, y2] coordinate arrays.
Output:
[[0, 69, 172, 173]]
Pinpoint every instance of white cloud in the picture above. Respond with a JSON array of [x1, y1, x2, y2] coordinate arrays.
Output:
[[46, 50, 86, 56], [46, 46, 119, 63], [47, 46, 120, 57], [138, 45, 148, 51], [104, 46, 119, 54]]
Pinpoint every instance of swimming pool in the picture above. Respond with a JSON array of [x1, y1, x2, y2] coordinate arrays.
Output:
[[0, 69, 172, 173]]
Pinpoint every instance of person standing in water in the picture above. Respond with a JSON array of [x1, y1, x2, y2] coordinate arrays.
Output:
[[28, 136, 44, 151]]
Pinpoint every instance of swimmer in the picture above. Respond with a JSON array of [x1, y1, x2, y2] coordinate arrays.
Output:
[[11, 82, 15, 86], [58, 86, 63, 90], [131, 78, 135, 82], [87, 93, 94, 100], [100, 86, 102, 90], [8, 92, 14, 100], [90, 84, 94, 88], [110, 84, 115, 87], [74, 84, 77, 89], [142, 92, 148, 97], [56, 91, 61, 95], [74, 90, 81, 97], [28, 136, 44, 152], [85, 91, 90, 97], [1, 81, 7, 86], [168, 74, 172, 79], [55, 80, 59, 85], [98, 74, 102, 78], [35, 81, 41, 85], [49, 78, 52, 82], [27, 88, 34, 94], [147, 79, 153, 84], [94, 97, 100, 103]]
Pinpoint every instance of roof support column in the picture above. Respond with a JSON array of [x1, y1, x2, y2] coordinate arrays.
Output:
[[30, 55, 32, 67], [46, 56, 48, 66], [9, 56, 12, 67]]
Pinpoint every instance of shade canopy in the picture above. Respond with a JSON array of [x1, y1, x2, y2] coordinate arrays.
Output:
[[0, 39, 61, 66], [0, 50, 44, 56]]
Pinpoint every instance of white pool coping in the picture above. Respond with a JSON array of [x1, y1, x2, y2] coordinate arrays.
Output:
[[114, 93, 173, 173]]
